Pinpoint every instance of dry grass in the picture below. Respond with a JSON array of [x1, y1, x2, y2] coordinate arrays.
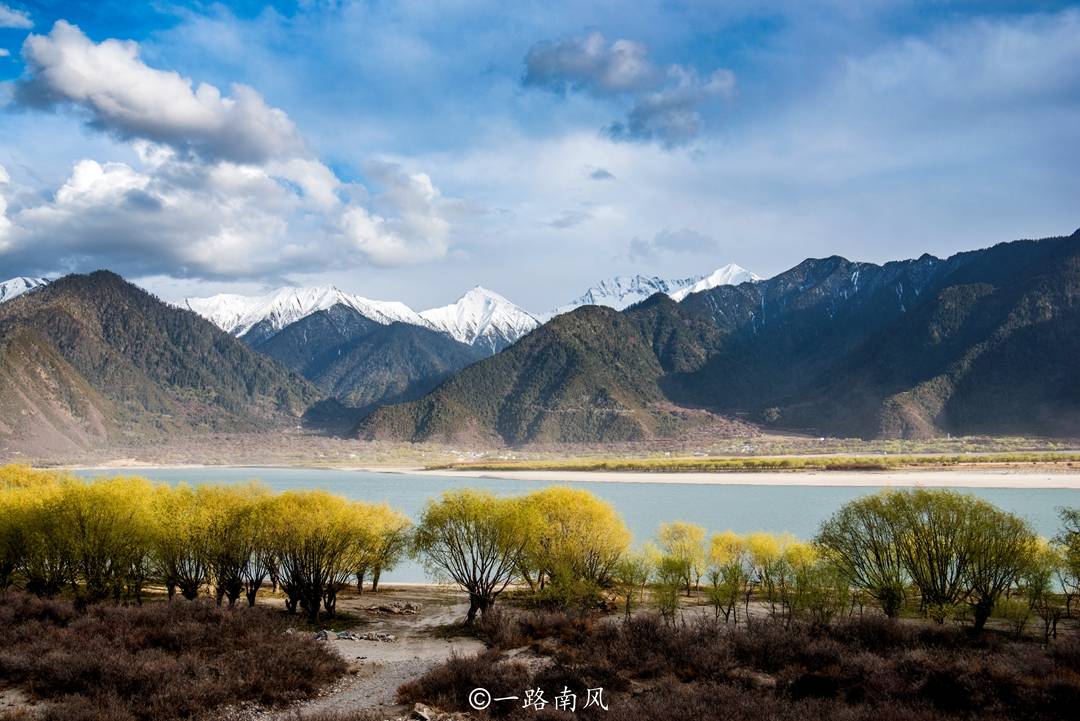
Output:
[[430, 451, 1080, 473], [0, 592, 346, 721], [397, 612, 1080, 721]]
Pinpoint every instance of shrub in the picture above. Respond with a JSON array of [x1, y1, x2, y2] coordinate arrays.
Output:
[[0, 593, 345, 721]]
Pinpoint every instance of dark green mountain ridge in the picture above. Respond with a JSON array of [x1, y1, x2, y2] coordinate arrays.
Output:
[[247, 304, 484, 415], [360, 229, 1080, 444]]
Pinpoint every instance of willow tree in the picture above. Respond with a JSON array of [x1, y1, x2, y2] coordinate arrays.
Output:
[[816, 493, 908, 617], [614, 549, 653, 619], [963, 501, 1036, 631], [200, 484, 269, 607], [269, 491, 365, 621], [1056, 507, 1080, 615], [706, 531, 751, 624], [414, 490, 535, 625], [365, 503, 412, 593], [57, 476, 155, 603], [151, 485, 213, 600], [18, 481, 73, 597], [521, 487, 630, 603], [657, 522, 706, 596], [0, 484, 26, 590]]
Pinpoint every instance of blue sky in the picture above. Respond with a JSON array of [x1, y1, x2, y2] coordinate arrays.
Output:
[[0, 1, 1078, 311]]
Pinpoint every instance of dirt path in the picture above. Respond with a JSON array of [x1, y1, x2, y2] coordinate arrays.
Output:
[[276, 586, 484, 719]]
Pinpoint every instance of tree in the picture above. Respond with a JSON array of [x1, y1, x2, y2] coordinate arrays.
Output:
[[816, 493, 908, 617], [746, 531, 787, 614], [269, 491, 365, 622], [1056, 507, 1080, 616], [963, 503, 1036, 632], [706, 531, 750, 624], [657, 522, 706, 596], [786, 544, 849, 625], [614, 549, 652, 619], [521, 487, 631, 606], [1013, 539, 1063, 641], [413, 490, 534, 625], [888, 490, 980, 622], [18, 481, 73, 597], [151, 485, 211, 600], [0, 485, 27, 590], [57, 476, 155, 604], [200, 484, 268, 607], [366, 504, 412, 593], [653, 555, 684, 624]]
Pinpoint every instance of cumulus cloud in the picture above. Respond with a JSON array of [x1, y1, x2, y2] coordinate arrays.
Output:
[[0, 3, 31, 29], [0, 22, 456, 279], [629, 227, 716, 259], [524, 32, 734, 147], [0, 48, 10, 58], [16, 21, 305, 164], [340, 162, 451, 267]]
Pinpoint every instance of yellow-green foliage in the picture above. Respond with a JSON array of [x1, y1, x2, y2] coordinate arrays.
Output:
[[656, 521, 707, 595], [0, 465, 409, 620], [520, 487, 631, 600], [414, 489, 536, 624]]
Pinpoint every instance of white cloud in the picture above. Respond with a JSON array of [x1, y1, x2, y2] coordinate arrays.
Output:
[[1, 148, 454, 279], [18, 21, 305, 164], [1, 22, 457, 279], [0, 48, 11, 58], [0, 3, 31, 29], [0, 163, 11, 250], [340, 163, 451, 266]]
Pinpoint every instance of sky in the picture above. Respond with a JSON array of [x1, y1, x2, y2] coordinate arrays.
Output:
[[0, 0, 1077, 312]]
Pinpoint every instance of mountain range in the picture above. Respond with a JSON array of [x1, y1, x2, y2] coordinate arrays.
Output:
[[174, 266, 755, 419], [0, 272, 328, 456], [544, 263, 760, 318], [360, 230, 1080, 443], [181, 263, 758, 352], [2, 232, 1078, 454]]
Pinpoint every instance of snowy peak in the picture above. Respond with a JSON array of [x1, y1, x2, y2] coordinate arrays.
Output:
[[420, 286, 540, 354], [185, 286, 429, 338], [549, 263, 759, 317], [669, 263, 760, 301], [0, 277, 49, 304], [578, 274, 697, 308]]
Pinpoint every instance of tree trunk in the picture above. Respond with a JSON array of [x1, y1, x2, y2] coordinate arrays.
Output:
[[972, 597, 994, 632], [464, 593, 489, 625], [372, 567, 382, 593]]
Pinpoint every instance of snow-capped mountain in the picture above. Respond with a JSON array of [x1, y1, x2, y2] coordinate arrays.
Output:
[[185, 286, 429, 340], [548, 275, 697, 318], [0, 277, 49, 304], [547, 264, 759, 318], [420, 286, 540, 354], [669, 263, 760, 301]]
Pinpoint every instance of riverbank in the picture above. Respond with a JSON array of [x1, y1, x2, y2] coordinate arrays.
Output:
[[408, 467, 1080, 488], [60, 460, 1080, 489]]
